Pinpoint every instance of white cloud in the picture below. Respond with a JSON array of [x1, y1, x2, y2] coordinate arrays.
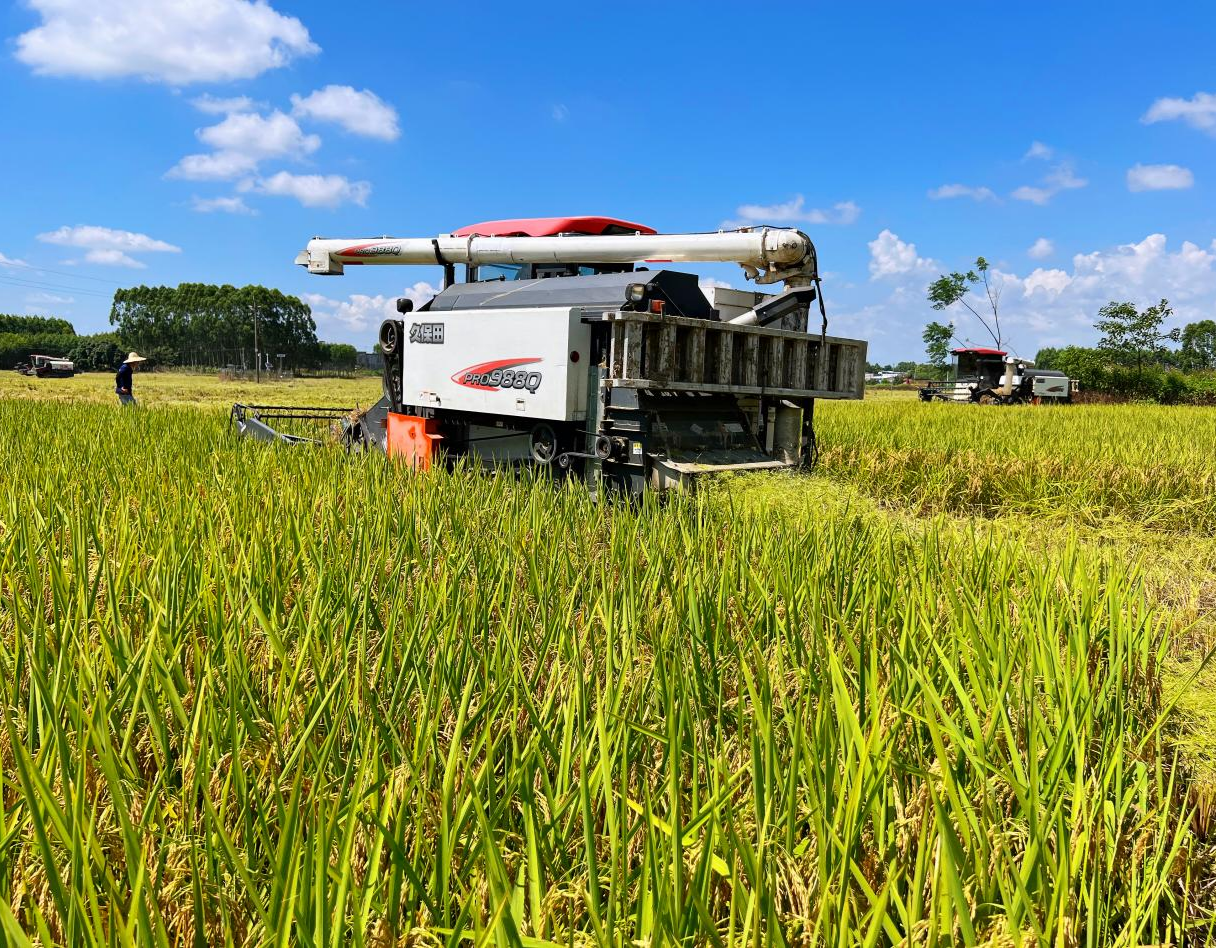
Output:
[[190, 195, 256, 215], [168, 151, 260, 181], [726, 195, 860, 228], [200, 110, 320, 160], [867, 229, 935, 280], [242, 172, 371, 208], [83, 249, 145, 268], [26, 291, 74, 305], [1142, 92, 1216, 134], [303, 283, 439, 334], [168, 110, 320, 180], [291, 85, 400, 141], [552, 104, 569, 121], [1127, 163, 1194, 192], [1012, 163, 1087, 205], [1024, 141, 1054, 160], [842, 232, 1216, 362], [1022, 268, 1071, 295], [192, 94, 261, 115], [0, 252, 30, 268], [928, 183, 997, 201], [1028, 238, 1054, 259], [14, 0, 317, 84], [36, 225, 180, 268]]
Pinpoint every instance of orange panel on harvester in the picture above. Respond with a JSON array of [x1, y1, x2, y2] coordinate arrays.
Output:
[[385, 413, 443, 470]]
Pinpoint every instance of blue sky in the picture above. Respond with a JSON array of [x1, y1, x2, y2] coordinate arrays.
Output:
[[2, 1, 1215, 363]]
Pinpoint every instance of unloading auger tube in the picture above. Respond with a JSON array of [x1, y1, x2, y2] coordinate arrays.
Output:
[[296, 227, 820, 287]]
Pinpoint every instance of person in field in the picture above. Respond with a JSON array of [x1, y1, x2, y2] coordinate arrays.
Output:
[[115, 352, 146, 405]]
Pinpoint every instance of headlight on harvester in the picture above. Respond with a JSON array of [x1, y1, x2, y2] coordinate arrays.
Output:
[[626, 283, 647, 304]]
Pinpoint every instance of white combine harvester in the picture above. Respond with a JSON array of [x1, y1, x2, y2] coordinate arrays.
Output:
[[235, 216, 867, 494]]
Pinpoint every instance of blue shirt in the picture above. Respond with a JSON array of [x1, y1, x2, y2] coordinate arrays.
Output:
[[115, 363, 132, 394]]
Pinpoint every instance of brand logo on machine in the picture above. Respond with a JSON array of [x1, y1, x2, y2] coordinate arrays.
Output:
[[409, 322, 444, 344], [452, 358, 543, 393], [338, 242, 402, 257]]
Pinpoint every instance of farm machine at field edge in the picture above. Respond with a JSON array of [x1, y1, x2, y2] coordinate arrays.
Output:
[[15, 354, 75, 378], [233, 216, 867, 495], [918, 346, 1076, 405]]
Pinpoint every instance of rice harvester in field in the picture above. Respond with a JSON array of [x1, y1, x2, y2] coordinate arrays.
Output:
[[17, 354, 76, 378], [917, 346, 1075, 405], [234, 216, 867, 494]]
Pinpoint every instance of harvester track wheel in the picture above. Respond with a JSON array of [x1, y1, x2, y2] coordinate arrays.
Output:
[[557, 453, 572, 470], [530, 424, 559, 464], [593, 435, 614, 460]]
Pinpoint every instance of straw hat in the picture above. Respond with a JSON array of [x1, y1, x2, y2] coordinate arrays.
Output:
[[123, 352, 148, 364]]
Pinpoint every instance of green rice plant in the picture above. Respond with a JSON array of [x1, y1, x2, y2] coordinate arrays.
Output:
[[0, 400, 1212, 945], [816, 400, 1216, 532]]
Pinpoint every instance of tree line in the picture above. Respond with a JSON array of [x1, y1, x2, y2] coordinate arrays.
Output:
[[1, 283, 363, 373], [918, 254, 1216, 402]]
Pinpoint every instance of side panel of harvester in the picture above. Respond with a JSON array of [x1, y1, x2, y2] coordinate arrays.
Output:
[[399, 307, 591, 421]]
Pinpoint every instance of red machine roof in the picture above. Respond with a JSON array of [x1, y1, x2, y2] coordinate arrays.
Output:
[[952, 346, 1007, 356], [451, 216, 656, 237]]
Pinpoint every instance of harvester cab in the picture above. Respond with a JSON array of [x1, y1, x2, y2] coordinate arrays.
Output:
[[918, 346, 1075, 405], [237, 216, 869, 495]]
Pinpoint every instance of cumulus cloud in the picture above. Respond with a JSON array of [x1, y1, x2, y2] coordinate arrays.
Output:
[[190, 195, 256, 215], [867, 229, 936, 279], [928, 183, 997, 201], [841, 232, 1216, 361], [38, 223, 177, 251], [1028, 238, 1054, 259], [725, 195, 860, 228], [168, 151, 260, 181], [291, 85, 400, 140], [37, 225, 180, 270], [168, 110, 320, 180], [1127, 163, 1194, 192], [192, 94, 261, 115], [1012, 163, 1087, 205], [14, 0, 317, 84], [1022, 268, 1071, 295], [303, 283, 439, 334], [241, 171, 371, 208], [199, 110, 320, 158], [1024, 141, 1054, 160], [1142, 92, 1216, 134]]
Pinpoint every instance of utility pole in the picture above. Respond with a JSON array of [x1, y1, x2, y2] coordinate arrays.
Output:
[[253, 302, 261, 383]]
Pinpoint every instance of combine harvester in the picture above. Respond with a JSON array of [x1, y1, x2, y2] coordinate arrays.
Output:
[[918, 346, 1075, 405], [235, 216, 867, 494], [17, 354, 75, 378]]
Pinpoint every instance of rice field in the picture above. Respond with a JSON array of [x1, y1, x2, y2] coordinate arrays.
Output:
[[817, 400, 1216, 533], [1, 382, 1214, 944]]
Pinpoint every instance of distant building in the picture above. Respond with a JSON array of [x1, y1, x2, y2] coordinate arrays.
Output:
[[356, 350, 383, 370]]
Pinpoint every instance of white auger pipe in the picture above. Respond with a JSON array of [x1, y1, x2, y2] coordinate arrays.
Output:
[[296, 228, 815, 284]]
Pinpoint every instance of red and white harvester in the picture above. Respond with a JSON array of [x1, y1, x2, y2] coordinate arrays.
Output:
[[234, 216, 867, 494]]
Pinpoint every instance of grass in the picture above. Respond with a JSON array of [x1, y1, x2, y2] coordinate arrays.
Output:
[[0, 382, 1214, 944]]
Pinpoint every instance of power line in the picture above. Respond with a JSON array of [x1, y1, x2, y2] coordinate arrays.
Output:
[[0, 260, 125, 286], [0, 274, 115, 301]]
